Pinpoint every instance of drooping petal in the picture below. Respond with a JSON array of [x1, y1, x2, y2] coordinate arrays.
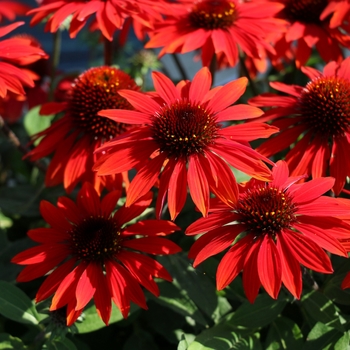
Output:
[[257, 234, 282, 300], [279, 229, 333, 273], [188, 153, 210, 217], [189, 225, 244, 267], [216, 235, 254, 290], [276, 233, 302, 299]]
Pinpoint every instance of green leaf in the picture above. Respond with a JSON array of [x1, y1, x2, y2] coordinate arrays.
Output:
[[0, 333, 26, 350], [75, 302, 137, 333], [302, 322, 347, 350], [301, 290, 344, 331], [150, 280, 208, 327], [188, 323, 261, 350], [178, 334, 189, 350], [0, 281, 39, 325], [227, 293, 288, 329], [23, 106, 54, 138], [265, 316, 303, 350], [160, 254, 218, 320], [0, 185, 42, 217], [44, 337, 77, 350]]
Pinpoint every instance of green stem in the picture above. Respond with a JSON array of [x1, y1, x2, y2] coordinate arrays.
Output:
[[49, 31, 61, 101], [0, 115, 47, 173], [172, 53, 188, 81], [238, 53, 259, 96]]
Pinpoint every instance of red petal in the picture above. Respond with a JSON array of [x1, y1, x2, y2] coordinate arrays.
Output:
[[257, 235, 281, 299], [152, 71, 181, 104], [51, 262, 87, 310], [123, 220, 180, 236], [122, 237, 181, 255], [216, 235, 253, 290], [293, 222, 347, 257], [118, 89, 161, 114], [291, 177, 335, 204], [206, 77, 248, 112], [271, 160, 289, 188], [100, 190, 121, 217], [75, 262, 98, 310], [298, 196, 350, 216], [189, 225, 244, 267], [98, 109, 151, 124], [242, 241, 261, 303], [57, 196, 82, 224], [40, 201, 71, 231], [276, 234, 302, 299], [215, 104, 263, 122], [186, 211, 239, 235], [188, 154, 210, 217], [189, 67, 211, 102], [125, 152, 166, 207], [27, 227, 68, 243], [279, 230, 333, 273], [77, 182, 101, 216], [167, 157, 188, 220], [36, 259, 76, 302]]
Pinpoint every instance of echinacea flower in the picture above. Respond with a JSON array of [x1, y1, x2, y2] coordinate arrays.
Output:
[[12, 182, 181, 326], [272, 0, 350, 67], [94, 67, 278, 220], [186, 161, 350, 302], [145, 0, 286, 68], [28, 0, 167, 41], [27, 66, 140, 195], [249, 57, 350, 195], [0, 22, 47, 98]]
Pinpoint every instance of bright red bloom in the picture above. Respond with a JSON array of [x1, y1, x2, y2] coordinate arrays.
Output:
[[186, 161, 350, 302], [94, 67, 277, 220], [0, 22, 47, 98], [272, 0, 350, 67], [28, 0, 167, 41], [0, 1, 31, 22], [249, 58, 350, 195], [145, 0, 286, 68], [12, 183, 181, 326], [27, 66, 140, 195]]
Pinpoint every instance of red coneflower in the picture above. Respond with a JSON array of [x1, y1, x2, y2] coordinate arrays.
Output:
[[186, 161, 350, 302], [28, 0, 167, 41], [12, 182, 181, 326], [145, 0, 286, 68], [94, 67, 278, 220], [27, 66, 140, 195], [249, 57, 350, 195], [0, 22, 47, 98], [272, 0, 350, 67]]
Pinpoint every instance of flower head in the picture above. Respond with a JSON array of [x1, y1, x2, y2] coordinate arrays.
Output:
[[27, 66, 140, 194], [94, 67, 278, 220], [272, 0, 350, 67], [12, 183, 181, 326], [249, 57, 350, 195], [145, 0, 286, 68], [186, 161, 350, 302]]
